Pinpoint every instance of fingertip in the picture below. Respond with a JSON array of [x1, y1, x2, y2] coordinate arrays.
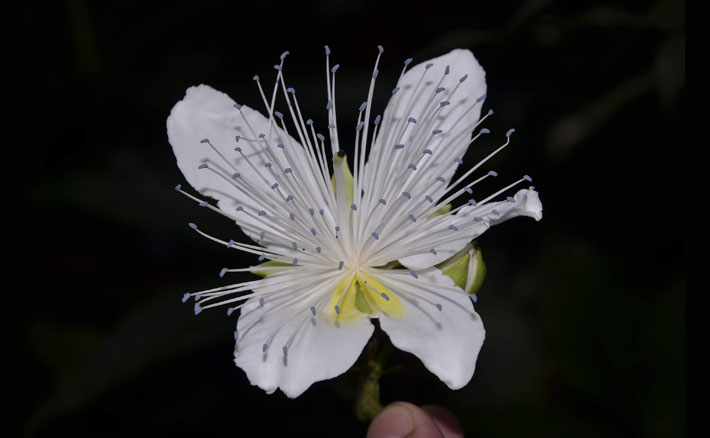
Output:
[[368, 402, 446, 438], [421, 405, 464, 438], [367, 402, 414, 438]]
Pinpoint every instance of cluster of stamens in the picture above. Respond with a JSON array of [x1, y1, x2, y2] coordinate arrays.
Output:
[[175, 46, 533, 358]]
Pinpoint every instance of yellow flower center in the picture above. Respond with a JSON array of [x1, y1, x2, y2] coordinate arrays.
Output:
[[327, 271, 404, 324]]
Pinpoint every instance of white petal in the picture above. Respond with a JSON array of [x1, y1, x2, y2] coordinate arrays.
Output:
[[398, 188, 542, 270], [233, 273, 374, 398], [167, 85, 320, 241], [364, 49, 486, 197], [377, 268, 485, 389], [485, 188, 543, 224], [397, 214, 490, 270]]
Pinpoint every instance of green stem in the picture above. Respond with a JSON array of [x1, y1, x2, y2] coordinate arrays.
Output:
[[354, 337, 395, 422]]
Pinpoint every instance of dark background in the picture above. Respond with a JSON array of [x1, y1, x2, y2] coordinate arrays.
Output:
[[25, 0, 684, 436]]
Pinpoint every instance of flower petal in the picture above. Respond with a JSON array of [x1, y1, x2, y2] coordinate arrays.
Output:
[[233, 272, 374, 398], [376, 268, 485, 389], [398, 188, 542, 270], [364, 49, 486, 200], [167, 84, 323, 241], [483, 187, 543, 224]]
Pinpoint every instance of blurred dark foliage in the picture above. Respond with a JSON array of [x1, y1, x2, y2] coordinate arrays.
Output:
[[24, 0, 684, 436]]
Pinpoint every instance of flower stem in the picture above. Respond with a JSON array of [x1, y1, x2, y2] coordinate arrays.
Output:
[[354, 336, 396, 422]]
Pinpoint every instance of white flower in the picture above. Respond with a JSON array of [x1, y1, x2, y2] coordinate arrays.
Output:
[[167, 47, 542, 398]]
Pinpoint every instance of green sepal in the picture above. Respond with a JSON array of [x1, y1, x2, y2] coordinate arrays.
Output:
[[436, 246, 470, 289], [376, 260, 401, 270], [250, 261, 291, 278], [436, 242, 487, 294], [331, 153, 354, 206], [354, 283, 373, 314], [466, 242, 486, 295], [428, 204, 452, 219]]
